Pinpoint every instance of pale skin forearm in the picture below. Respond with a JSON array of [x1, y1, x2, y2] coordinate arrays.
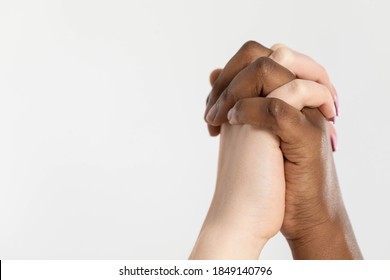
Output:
[[190, 124, 285, 259]]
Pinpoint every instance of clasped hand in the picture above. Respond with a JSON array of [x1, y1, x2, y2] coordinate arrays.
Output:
[[190, 41, 362, 260]]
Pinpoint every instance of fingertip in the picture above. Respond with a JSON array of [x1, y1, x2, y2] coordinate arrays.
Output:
[[227, 108, 233, 121], [227, 109, 238, 125], [323, 102, 336, 124], [334, 96, 339, 117], [327, 116, 335, 124], [206, 105, 217, 123], [330, 84, 339, 116], [331, 134, 337, 152], [328, 123, 337, 152], [209, 68, 223, 86], [318, 86, 337, 122], [207, 124, 220, 136]]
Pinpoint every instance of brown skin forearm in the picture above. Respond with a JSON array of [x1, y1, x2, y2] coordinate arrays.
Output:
[[281, 142, 363, 260], [288, 205, 363, 259]]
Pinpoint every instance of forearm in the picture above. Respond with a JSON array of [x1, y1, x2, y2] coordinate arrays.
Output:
[[288, 207, 363, 259], [286, 160, 363, 260], [189, 217, 267, 259], [190, 124, 285, 259]]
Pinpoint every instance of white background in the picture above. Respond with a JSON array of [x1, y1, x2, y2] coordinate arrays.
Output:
[[0, 0, 389, 259]]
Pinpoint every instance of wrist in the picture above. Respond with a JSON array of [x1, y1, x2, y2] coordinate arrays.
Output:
[[190, 124, 285, 259], [287, 208, 363, 259], [215, 124, 285, 240], [189, 186, 271, 260], [190, 219, 268, 259]]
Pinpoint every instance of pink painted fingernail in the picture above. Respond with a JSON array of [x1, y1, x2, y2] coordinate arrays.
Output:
[[327, 116, 336, 124], [332, 85, 339, 117], [227, 109, 238, 124]]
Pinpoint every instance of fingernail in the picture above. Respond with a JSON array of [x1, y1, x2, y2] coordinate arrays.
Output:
[[227, 109, 238, 124], [227, 109, 236, 124], [331, 130, 338, 152], [327, 116, 336, 124], [227, 109, 233, 121], [206, 105, 217, 122]]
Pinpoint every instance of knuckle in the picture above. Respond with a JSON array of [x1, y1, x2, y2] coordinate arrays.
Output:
[[253, 56, 274, 77], [232, 99, 245, 121], [267, 98, 287, 120], [222, 85, 239, 104], [271, 46, 293, 65], [270, 43, 286, 50], [219, 88, 229, 102], [290, 110, 306, 127], [240, 41, 270, 65], [267, 98, 305, 129], [288, 79, 306, 94], [233, 99, 244, 112], [241, 40, 261, 54]]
